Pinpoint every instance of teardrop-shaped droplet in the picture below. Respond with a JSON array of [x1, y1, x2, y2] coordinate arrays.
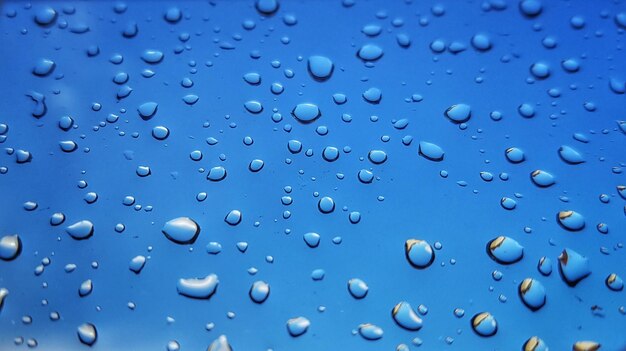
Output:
[[79, 279, 93, 297], [418, 141, 444, 161], [518, 278, 546, 311], [162, 217, 200, 244], [530, 170, 555, 187], [77, 323, 97, 346], [66, 220, 94, 240], [286, 317, 310, 337], [137, 102, 158, 120], [605, 273, 624, 291], [224, 210, 242, 226], [487, 236, 524, 264], [558, 145, 585, 164], [444, 104, 471, 123], [208, 335, 232, 351], [537, 257, 552, 276], [391, 302, 423, 331], [557, 210, 585, 231], [307, 56, 334, 81], [505, 147, 525, 163], [558, 248, 591, 287], [358, 323, 384, 340], [129, 255, 146, 274], [177, 274, 219, 299], [207, 166, 227, 181], [303, 232, 321, 248]]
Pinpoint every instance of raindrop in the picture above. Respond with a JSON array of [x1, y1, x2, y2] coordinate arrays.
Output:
[[347, 278, 369, 299], [286, 317, 310, 337], [405, 239, 435, 269], [177, 274, 219, 299], [518, 278, 546, 311], [391, 302, 423, 331], [162, 217, 200, 244], [471, 312, 497, 337], [486, 236, 524, 264], [249, 281, 270, 303], [558, 248, 591, 286]]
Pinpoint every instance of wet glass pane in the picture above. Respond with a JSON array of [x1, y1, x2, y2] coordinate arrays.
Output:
[[0, 0, 625, 350]]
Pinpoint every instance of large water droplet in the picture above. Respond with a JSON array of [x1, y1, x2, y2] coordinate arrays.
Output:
[[77, 323, 97, 346], [291, 103, 321, 124], [357, 323, 384, 340], [162, 217, 200, 244], [307, 56, 334, 81], [558, 249, 590, 286], [444, 104, 471, 123], [286, 317, 310, 337], [518, 278, 546, 311], [487, 236, 524, 264], [0, 235, 22, 261], [557, 210, 585, 231], [471, 312, 497, 337], [177, 274, 219, 299], [249, 281, 270, 303], [66, 220, 94, 240], [347, 278, 369, 299], [391, 302, 423, 331], [405, 239, 435, 269]]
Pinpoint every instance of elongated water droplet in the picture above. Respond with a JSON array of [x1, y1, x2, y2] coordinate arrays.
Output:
[[177, 274, 219, 299], [162, 217, 200, 244], [286, 317, 310, 337], [66, 220, 94, 240], [77, 323, 97, 346], [391, 302, 423, 331]]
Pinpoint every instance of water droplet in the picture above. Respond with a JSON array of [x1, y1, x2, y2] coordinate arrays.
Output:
[[208, 335, 232, 351], [307, 56, 334, 81], [207, 166, 227, 181], [77, 323, 97, 346], [162, 217, 200, 244], [518, 278, 546, 311], [0, 235, 22, 261], [79, 279, 93, 297], [558, 145, 585, 164], [572, 341, 601, 351], [177, 274, 219, 299], [505, 147, 525, 163], [557, 210, 585, 231], [347, 278, 369, 299], [318, 196, 335, 214], [523, 337, 549, 351], [303, 232, 321, 248], [362, 87, 382, 104], [368, 150, 387, 164], [418, 141, 445, 161], [391, 302, 423, 330], [152, 126, 170, 140], [471, 312, 497, 337], [605, 273, 623, 292], [358, 169, 374, 184], [249, 281, 270, 303], [537, 257, 552, 276], [255, 0, 279, 15], [558, 248, 591, 287], [530, 170, 555, 187], [129, 256, 146, 274], [519, 0, 542, 17], [33, 58, 56, 77], [357, 44, 384, 61], [405, 239, 435, 269], [291, 103, 321, 124], [34, 7, 57, 26], [141, 50, 164, 64], [487, 236, 524, 264], [66, 220, 94, 240], [137, 102, 158, 120], [357, 323, 383, 340], [244, 100, 263, 114], [445, 104, 471, 123], [224, 210, 242, 226], [286, 317, 310, 337], [164, 7, 182, 23]]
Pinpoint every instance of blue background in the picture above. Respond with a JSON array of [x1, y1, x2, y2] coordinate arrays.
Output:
[[0, 0, 625, 350]]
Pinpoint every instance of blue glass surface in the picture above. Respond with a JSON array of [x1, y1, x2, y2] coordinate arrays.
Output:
[[0, 0, 625, 350]]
